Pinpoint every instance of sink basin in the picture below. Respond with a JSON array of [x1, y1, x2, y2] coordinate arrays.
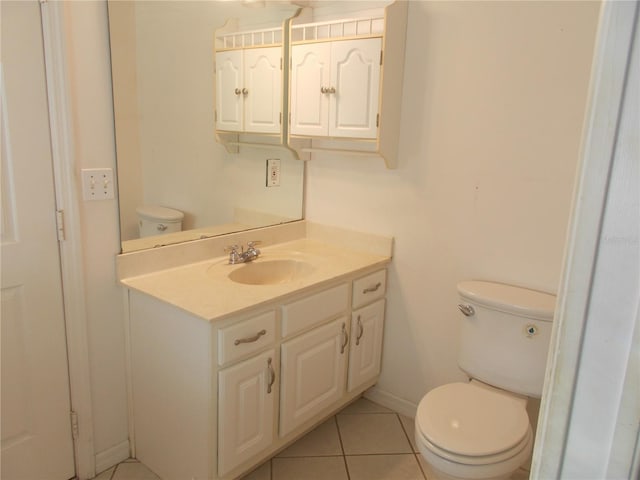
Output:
[[227, 259, 315, 285]]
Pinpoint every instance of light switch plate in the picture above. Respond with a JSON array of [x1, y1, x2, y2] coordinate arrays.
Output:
[[81, 168, 115, 201]]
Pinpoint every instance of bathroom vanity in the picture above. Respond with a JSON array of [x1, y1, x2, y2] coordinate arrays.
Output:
[[118, 222, 392, 480]]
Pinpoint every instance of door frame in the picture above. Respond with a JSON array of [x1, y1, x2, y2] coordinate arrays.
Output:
[[40, 2, 96, 479], [531, 1, 639, 478]]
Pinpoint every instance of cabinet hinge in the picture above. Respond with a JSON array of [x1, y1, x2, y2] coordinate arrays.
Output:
[[380, 50, 383, 66], [279, 112, 282, 125], [70, 411, 79, 440], [289, 111, 291, 125], [55, 209, 65, 241], [376, 114, 380, 128], [280, 57, 283, 70]]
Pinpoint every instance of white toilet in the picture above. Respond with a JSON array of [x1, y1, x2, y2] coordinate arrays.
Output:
[[415, 280, 556, 480], [136, 205, 184, 238]]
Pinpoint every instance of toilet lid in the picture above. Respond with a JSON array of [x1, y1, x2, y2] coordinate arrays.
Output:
[[416, 382, 529, 457], [136, 205, 184, 221]]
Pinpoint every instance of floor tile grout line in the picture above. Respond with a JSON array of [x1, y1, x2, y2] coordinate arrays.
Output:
[[396, 413, 416, 453], [333, 414, 351, 480], [395, 413, 428, 480]]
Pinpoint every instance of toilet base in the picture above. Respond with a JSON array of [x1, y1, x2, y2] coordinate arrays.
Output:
[[421, 461, 529, 480], [415, 426, 532, 480]]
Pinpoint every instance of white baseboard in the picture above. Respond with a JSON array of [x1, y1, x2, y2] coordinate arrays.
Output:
[[94, 440, 130, 475], [364, 386, 418, 418]]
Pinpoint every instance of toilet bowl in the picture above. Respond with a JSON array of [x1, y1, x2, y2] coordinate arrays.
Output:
[[415, 281, 556, 480], [415, 381, 533, 480], [136, 205, 184, 238]]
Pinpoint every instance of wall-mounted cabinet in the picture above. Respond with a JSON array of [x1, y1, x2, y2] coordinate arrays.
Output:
[[215, 47, 282, 134], [214, 22, 288, 152], [290, 38, 382, 139], [213, 1, 408, 168]]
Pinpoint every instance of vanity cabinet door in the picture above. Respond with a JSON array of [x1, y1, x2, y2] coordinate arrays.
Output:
[[348, 299, 385, 392], [215, 50, 243, 132], [279, 318, 348, 436], [218, 349, 277, 477], [244, 47, 282, 134], [329, 38, 381, 139]]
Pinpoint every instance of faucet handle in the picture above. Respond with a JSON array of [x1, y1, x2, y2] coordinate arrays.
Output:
[[225, 245, 241, 264], [247, 240, 261, 249]]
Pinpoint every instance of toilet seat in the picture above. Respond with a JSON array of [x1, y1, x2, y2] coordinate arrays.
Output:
[[416, 382, 530, 459]]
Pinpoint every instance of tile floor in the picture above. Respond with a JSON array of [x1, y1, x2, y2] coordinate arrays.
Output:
[[93, 397, 431, 480]]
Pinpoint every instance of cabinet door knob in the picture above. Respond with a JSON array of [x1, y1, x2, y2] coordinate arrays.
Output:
[[355, 315, 364, 346], [340, 323, 349, 354], [328, 86, 336, 94], [234, 88, 242, 95], [320, 86, 327, 94], [242, 88, 249, 95], [267, 357, 276, 394]]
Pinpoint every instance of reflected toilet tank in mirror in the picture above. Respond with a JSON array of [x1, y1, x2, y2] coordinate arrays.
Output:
[[108, 1, 304, 253]]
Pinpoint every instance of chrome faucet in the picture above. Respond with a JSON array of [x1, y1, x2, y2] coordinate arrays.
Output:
[[225, 241, 261, 264]]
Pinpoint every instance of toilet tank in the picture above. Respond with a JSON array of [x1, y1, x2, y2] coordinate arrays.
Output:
[[456, 281, 556, 398], [136, 205, 184, 238]]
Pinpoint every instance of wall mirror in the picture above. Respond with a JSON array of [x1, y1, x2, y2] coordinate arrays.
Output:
[[108, 1, 304, 253]]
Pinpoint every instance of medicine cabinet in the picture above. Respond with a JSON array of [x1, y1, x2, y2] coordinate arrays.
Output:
[[213, 1, 408, 169]]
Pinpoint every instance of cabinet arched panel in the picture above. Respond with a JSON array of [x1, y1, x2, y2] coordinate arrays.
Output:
[[244, 48, 282, 133], [290, 43, 331, 136], [330, 38, 381, 138], [215, 51, 243, 132]]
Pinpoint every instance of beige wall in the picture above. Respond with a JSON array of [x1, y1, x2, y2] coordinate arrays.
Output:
[[305, 1, 601, 405]]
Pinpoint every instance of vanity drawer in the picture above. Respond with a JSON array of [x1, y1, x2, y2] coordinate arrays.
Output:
[[281, 284, 349, 338], [352, 270, 386, 308], [218, 311, 277, 365]]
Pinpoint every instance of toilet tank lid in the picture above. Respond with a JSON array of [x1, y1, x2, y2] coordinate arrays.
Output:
[[136, 205, 184, 221], [457, 281, 556, 321]]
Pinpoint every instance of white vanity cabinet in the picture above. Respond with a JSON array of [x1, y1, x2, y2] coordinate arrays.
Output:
[[127, 267, 388, 480], [290, 37, 382, 139], [215, 47, 282, 134]]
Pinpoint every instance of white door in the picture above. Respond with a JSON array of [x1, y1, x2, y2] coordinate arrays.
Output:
[[329, 38, 381, 139], [290, 43, 331, 137], [216, 50, 243, 132], [280, 318, 347, 436], [348, 299, 385, 392], [218, 349, 277, 477], [0, 2, 75, 479], [244, 47, 281, 134]]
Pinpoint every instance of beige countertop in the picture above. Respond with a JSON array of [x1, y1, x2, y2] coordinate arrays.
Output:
[[121, 238, 391, 322]]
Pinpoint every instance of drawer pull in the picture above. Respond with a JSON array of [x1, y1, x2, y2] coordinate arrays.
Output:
[[340, 323, 349, 354], [355, 315, 364, 346], [363, 282, 382, 294], [234, 329, 267, 346], [267, 357, 275, 394]]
